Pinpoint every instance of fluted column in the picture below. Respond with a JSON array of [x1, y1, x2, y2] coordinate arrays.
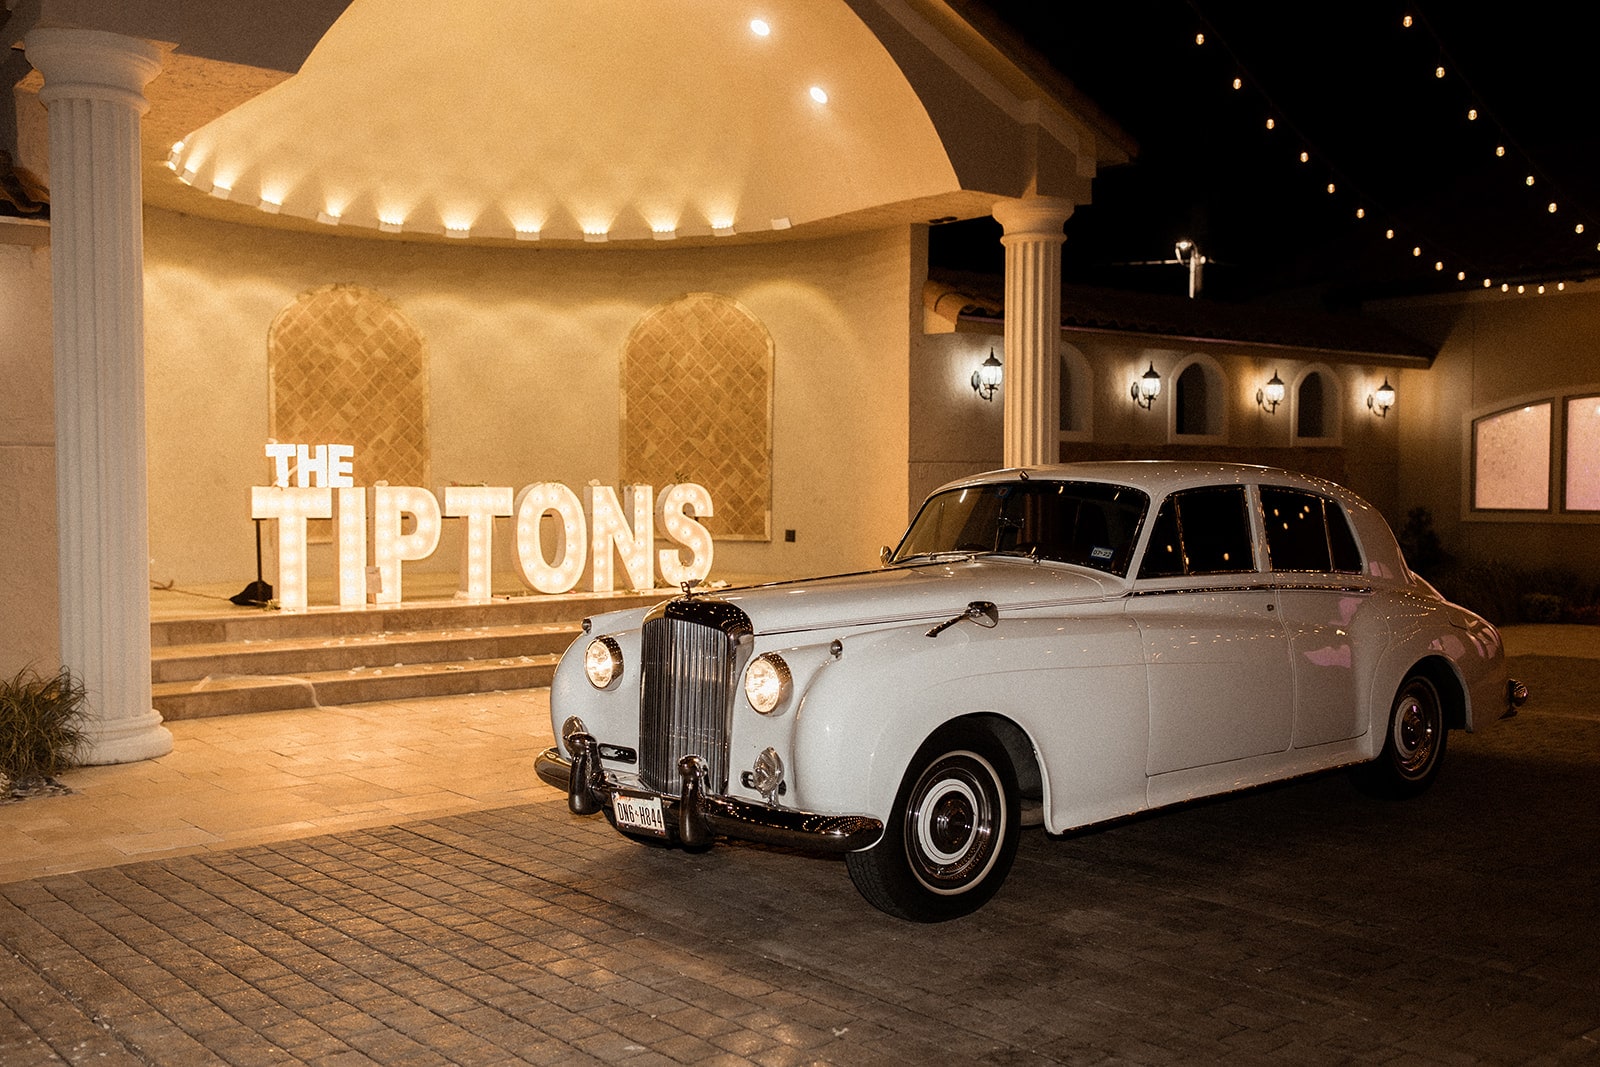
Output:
[[992, 196, 1073, 469], [25, 28, 172, 765]]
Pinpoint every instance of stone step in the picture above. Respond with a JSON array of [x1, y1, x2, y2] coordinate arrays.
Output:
[[148, 590, 669, 719], [152, 653, 560, 720], [150, 620, 580, 683]]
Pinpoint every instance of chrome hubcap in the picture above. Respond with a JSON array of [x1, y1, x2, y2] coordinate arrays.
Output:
[[1394, 692, 1437, 775], [905, 752, 1003, 894]]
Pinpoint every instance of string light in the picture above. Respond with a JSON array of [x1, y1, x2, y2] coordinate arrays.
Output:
[[1170, 4, 1591, 298]]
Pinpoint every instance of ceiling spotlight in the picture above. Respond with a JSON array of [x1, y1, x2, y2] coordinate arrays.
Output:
[[809, 86, 828, 104], [749, 18, 770, 36]]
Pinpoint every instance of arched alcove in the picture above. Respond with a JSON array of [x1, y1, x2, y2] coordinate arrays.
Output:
[[620, 293, 773, 540], [1292, 365, 1342, 445], [1060, 343, 1093, 441], [1168, 354, 1227, 443], [267, 282, 430, 487]]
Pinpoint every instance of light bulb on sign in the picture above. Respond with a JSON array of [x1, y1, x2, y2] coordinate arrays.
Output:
[[513, 483, 587, 594], [251, 486, 333, 611], [586, 486, 655, 592], [444, 486, 513, 601], [372, 486, 442, 604], [656, 484, 715, 587]]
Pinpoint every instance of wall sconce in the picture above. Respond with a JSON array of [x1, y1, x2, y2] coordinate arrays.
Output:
[[1131, 362, 1161, 409], [971, 349, 1002, 402], [1367, 378, 1396, 418], [1256, 370, 1285, 413]]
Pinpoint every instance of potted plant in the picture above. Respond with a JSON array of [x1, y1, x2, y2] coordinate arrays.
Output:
[[0, 665, 88, 800]]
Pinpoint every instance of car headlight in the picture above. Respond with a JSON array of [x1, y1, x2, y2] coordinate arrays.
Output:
[[743, 652, 791, 715], [584, 636, 623, 689]]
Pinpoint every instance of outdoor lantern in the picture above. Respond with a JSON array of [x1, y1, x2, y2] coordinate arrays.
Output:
[[1257, 370, 1286, 413], [971, 349, 1003, 401], [1368, 378, 1396, 417], [1131, 362, 1161, 409]]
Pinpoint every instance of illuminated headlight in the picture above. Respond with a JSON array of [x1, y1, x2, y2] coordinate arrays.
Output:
[[584, 636, 623, 689], [743, 652, 791, 715]]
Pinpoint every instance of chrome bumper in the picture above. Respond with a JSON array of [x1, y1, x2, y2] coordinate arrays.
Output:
[[535, 734, 883, 854]]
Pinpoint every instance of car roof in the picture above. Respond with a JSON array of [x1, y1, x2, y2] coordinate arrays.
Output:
[[930, 461, 1360, 504]]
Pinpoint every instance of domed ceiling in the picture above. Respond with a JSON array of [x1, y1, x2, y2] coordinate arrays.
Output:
[[164, 0, 964, 244]]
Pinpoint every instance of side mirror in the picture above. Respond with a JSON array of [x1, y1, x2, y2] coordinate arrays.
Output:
[[879, 545, 894, 566]]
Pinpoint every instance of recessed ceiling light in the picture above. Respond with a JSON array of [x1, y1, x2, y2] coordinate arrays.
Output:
[[750, 18, 770, 36], [809, 86, 828, 104]]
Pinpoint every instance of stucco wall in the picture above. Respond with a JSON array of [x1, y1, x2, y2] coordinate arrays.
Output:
[[1390, 283, 1600, 579], [911, 324, 1403, 520], [0, 233, 59, 677], [142, 209, 913, 596]]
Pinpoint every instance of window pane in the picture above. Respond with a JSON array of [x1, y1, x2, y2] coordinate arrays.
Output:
[[1261, 488, 1330, 571], [1327, 503, 1362, 574], [1138, 498, 1183, 578], [1566, 395, 1600, 511], [1177, 486, 1253, 574], [1474, 403, 1551, 510]]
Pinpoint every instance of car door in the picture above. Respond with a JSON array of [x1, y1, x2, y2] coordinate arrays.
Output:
[[1258, 485, 1371, 748], [1128, 484, 1294, 775]]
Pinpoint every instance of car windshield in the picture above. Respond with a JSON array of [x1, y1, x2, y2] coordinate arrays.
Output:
[[891, 479, 1149, 577]]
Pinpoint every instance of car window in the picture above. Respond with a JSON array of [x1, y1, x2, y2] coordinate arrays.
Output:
[[894, 480, 1148, 577], [1260, 487, 1364, 574], [1138, 485, 1254, 578]]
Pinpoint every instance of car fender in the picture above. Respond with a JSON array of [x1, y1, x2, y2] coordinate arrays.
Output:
[[785, 610, 1149, 829]]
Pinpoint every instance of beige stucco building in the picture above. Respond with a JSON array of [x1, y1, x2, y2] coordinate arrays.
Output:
[[3, 0, 1595, 768]]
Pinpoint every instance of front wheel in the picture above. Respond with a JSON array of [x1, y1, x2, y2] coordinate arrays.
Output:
[[1355, 674, 1448, 798], [846, 722, 1020, 922]]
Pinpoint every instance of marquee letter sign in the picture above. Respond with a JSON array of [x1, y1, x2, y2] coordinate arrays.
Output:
[[251, 445, 714, 610]]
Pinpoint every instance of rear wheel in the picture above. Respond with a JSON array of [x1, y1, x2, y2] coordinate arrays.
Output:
[[846, 722, 1020, 922], [1355, 674, 1447, 798]]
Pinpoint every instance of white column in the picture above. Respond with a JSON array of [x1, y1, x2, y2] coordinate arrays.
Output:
[[25, 28, 172, 765], [992, 196, 1073, 469]]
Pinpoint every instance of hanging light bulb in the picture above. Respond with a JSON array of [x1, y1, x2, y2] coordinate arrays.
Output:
[[1526, 175, 1536, 186], [1496, 145, 1506, 157], [1576, 224, 1585, 235], [1298, 150, 1309, 163], [1386, 229, 1395, 239], [1326, 183, 1336, 194], [1402, 13, 1413, 27], [1457, 271, 1467, 281], [1265, 117, 1276, 130], [1195, 32, 1205, 45], [1355, 207, 1366, 219], [1467, 108, 1478, 121], [1549, 202, 1558, 213], [1232, 76, 1242, 90], [1434, 261, 1444, 271], [1412, 246, 1422, 257], [1435, 65, 1445, 78]]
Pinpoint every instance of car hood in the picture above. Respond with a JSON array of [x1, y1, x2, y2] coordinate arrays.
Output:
[[709, 559, 1121, 635]]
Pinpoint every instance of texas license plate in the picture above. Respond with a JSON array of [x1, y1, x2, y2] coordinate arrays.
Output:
[[613, 793, 667, 837]]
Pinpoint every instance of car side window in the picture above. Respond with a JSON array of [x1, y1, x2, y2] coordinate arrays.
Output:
[[1138, 486, 1254, 578], [1260, 487, 1364, 574]]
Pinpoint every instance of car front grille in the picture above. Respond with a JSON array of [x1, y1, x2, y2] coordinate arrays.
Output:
[[638, 598, 752, 796]]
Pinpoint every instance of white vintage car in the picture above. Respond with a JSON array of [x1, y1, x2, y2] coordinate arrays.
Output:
[[537, 462, 1526, 921]]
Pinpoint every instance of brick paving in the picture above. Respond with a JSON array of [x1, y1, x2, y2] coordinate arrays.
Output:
[[3, 649, 1599, 1065]]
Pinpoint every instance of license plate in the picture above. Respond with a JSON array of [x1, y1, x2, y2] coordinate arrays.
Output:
[[613, 793, 668, 837]]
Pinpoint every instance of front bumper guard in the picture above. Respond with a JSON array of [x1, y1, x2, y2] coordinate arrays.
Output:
[[535, 733, 883, 854]]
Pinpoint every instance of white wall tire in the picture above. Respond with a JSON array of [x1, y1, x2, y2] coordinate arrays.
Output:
[[846, 722, 1020, 922]]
